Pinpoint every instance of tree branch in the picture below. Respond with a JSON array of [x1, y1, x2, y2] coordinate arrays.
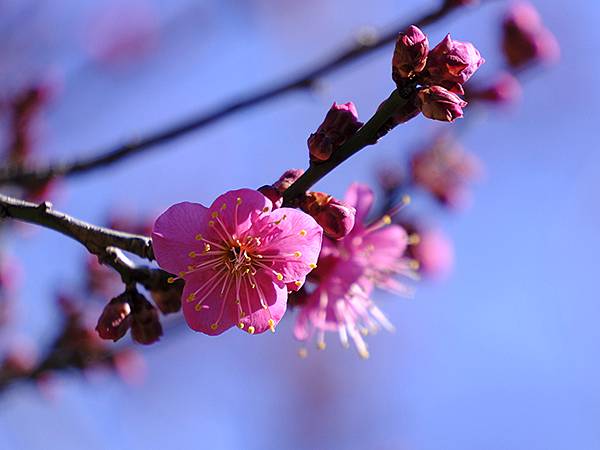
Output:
[[0, 1, 471, 188], [0, 194, 153, 260]]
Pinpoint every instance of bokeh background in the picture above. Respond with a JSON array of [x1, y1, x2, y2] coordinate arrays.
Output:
[[1, 0, 599, 449]]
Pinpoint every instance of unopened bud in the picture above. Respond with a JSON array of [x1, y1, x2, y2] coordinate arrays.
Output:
[[150, 282, 183, 315], [392, 25, 429, 82], [300, 192, 356, 239], [95, 293, 132, 342], [308, 103, 362, 162], [425, 34, 484, 86], [416, 86, 467, 122], [272, 169, 305, 193], [131, 292, 163, 345]]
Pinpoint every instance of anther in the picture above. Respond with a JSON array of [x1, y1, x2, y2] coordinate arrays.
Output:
[[167, 277, 176, 284], [195, 234, 203, 241], [247, 326, 255, 334], [402, 194, 411, 205], [299, 230, 307, 236], [276, 273, 283, 281], [317, 341, 326, 350], [236, 197, 242, 205], [293, 251, 302, 258], [408, 233, 421, 245], [211, 211, 219, 218], [294, 281, 302, 287], [238, 323, 245, 329], [268, 319, 276, 332], [188, 251, 197, 258], [309, 263, 317, 269], [186, 293, 196, 302], [221, 203, 227, 210], [409, 259, 420, 270], [382, 215, 392, 225], [210, 323, 218, 330]]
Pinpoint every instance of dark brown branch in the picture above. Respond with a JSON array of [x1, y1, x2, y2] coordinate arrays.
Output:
[[0, 1, 471, 188], [0, 194, 153, 260], [284, 89, 405, 202]]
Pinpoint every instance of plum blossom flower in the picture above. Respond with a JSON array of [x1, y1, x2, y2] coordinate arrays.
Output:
[[293, 184, 415, 358], [152, 189, 323, 335]]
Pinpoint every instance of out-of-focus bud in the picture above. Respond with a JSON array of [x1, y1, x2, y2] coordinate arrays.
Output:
[[150, 282, 183, 315], [1, 340, 37, 377], [308, 103, 362, 162], [377, 165, 405, 193], [410, 135, 482, 209], [416, 86, 467, 122], [130, 292, 163, 345], [392, 25, 429, 82], [502, 2, 559, 68], [272, 168, 304, 194], [468, 72, 522, 104], [258, 185, 283, 209], [112, 349, 146, 385], [425, 34, 484, 86], [95, 294, 132, 342], [299, 192, 356, 239]]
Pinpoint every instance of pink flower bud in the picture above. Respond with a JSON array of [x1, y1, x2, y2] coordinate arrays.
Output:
[[426, 34, 484, 85], [502, 2, 559, 68], [258, 185, 283, 209], [299, 192, 356, 240], [95, 294, 132, 342], [308, 103, 362, 162], [150, 282, 183, 315], [469, 72, 522, 105], [416, 86, 467, 122], [392, 25, 429, 82], [272, 168, 304, 193], [444, 0, 478, 7], [131, 293, 163, 345]]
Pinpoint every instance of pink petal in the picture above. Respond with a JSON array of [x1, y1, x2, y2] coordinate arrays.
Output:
[[181, 271, 238, 336], [152, 202, 210, 274], [239, 271, 287, 334], [256, 207, 323, 285], [344, 183, 374, 225], [364, 224, 408, 269], [207, 188, 272, 237]]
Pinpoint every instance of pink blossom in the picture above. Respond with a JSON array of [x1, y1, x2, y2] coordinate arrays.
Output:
[[426, 34, 485, 86], [293, 184, 414, 358], [152, 189, 323, 335]]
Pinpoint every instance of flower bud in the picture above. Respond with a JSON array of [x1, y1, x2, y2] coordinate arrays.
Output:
[[444, 0, 478, 7], [425, 34, 484, 85], [131, 292, 163, 345], [502, 2, 559, 68], [416, 86, 467, 122], [392, 25, 429, 82], [258, 185, 283, 209], [469, 72, 522, 104], [150, 282, 183, 315], [299, 192, 356, 239], [95, 293, 132, 342], [272, 169, 304, 193], [308, 103, 362, 162]]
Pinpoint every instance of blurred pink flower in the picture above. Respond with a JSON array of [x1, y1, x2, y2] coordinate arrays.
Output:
[[469, 72, 522, 105], [502, 2, 560, 68], [152, 189, 322, 335], [83, 0, 160, 66], [294, 183, 414, 358]]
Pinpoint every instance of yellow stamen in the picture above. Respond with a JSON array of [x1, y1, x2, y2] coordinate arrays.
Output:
[[188, 251, 197, 258], [276, 273, 283, 281], [238, 323, 245, 329], [210, 323, 218, 330], [236, 197, 242, 205], [299, 229, 307, 236], [293, 251, 302, 258], [309, 263, 317, 269], [195, 234, 203, 241], [382, 215, 392, 225], [408, 233, 421, 245], [167, 277, 176, 284], [247, 326, 255, 334], [294, 281, 302, 287]]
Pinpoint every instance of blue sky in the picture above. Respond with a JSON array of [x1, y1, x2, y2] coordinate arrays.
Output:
[[1, 0, 599, 449]]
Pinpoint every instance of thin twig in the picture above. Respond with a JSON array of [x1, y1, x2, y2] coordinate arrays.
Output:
[[0, 2, 469, 188]]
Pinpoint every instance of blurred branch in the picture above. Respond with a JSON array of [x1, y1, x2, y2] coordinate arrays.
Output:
[[0, 1, 478, 189]]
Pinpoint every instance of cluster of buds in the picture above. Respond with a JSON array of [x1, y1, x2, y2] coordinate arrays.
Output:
[[307, 102, 363, 163], [391, 25, 484, 123], [0, 294, 144, 392], [502, 2, 559, 68], [96, 287, 167, 345]]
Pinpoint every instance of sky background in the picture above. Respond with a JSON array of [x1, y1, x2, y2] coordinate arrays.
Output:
[[1, 0, 599, 449]]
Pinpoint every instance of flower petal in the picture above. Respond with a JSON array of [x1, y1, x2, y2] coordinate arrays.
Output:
[[181, 270, 238, 336], [256, 207, 323, 284], [344, 183, 374, 225], [364, 224, 408, 270], [239, 271, 287, 334], [207, 188, 272, 237], [152, 202, 210, 274]]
